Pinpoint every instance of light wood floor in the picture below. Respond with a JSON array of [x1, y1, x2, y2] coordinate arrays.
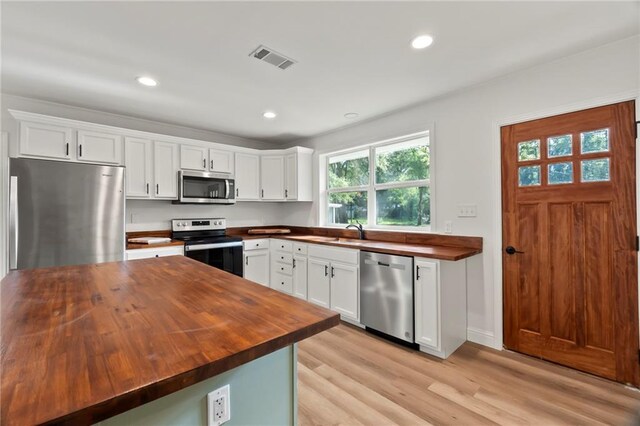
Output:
[[298, 324, 640, 425]]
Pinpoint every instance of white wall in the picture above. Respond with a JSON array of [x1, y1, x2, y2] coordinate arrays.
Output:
[[126, 200, 284, 231], [286, 36, 640, 349]]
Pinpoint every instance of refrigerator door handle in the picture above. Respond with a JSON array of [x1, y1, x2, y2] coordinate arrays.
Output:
[[9, 176, 18, 270]]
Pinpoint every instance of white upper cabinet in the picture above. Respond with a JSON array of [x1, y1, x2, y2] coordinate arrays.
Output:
[[209, 149, 234, 174], [19, 121, 73, 160], [261, 155, 285, 200], [153, 141, 179, 199], [285, 154, 298, 200], [235, 153, 260, 200], [125, 137, 152, 198], [180, 145, 208, 171], [284, 151, 313, 201], [77, 130, 123, 165]]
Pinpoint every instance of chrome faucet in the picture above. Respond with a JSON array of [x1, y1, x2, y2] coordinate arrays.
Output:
[[345, 221, 365, 240]]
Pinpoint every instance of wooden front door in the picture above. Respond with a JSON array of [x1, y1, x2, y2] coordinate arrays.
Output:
[[501, 101, 639, 385]]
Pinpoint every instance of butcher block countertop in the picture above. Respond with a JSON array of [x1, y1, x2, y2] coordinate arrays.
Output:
[[233, 227, 482, 261], [0, 257, 339, 425]]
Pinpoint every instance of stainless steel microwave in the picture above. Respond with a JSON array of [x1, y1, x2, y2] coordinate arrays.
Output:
[[175, 170, 236, 204]]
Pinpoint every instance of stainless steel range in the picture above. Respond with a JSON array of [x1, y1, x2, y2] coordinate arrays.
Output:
[[171, 218, 243, 276]]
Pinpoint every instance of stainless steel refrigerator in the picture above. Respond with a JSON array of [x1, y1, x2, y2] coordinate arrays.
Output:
[[9, 158, 125, 270]]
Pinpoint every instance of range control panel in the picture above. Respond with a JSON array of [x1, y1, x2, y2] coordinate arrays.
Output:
[[171, 218, 226, 232]]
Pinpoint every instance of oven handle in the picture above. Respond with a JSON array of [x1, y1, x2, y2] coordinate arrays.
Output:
[[185, 242, 243, 252]]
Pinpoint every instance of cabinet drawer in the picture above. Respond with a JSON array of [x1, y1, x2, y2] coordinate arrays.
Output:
[[308, 244, 359, 265], [126, 246, 184, 260], [244, 239, 270, 251], [273, 252, 293, 264], [293, 243, 307, 255], [272, 262, 293, 276], [272, 239, 293, 252], [272, 273, 293, 294]]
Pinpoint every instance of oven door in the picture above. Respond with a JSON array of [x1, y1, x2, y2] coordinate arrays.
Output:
[[178, 171, 235, 204], [184, 241, 243, 277]]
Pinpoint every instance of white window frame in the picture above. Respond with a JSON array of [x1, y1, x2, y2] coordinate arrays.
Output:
[[322, 129, 434, 232]]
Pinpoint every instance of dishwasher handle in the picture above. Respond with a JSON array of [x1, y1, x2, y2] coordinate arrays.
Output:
[[363, 258, 406, 270]]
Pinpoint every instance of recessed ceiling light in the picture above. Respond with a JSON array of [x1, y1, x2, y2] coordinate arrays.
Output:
[[344, 112, 359, 119], [136, 76, 157, 87], [411, 34, 434, 49], [263, 111, 277, 119]]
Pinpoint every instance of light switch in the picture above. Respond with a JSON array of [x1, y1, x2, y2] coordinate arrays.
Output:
[[457, 204, 477, 218]]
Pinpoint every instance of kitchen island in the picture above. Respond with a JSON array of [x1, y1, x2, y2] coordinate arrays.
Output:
[[1, 256, 339, 425]]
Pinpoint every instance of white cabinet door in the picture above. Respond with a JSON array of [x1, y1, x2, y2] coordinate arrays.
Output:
[[260, 155, 285, 200], [209, 149, 234, 174], [293, 255, 308, 300], [125, 137, 152, 198], [235, 153, 260, 200], [415, 259, 440, 350], [308, 258, 331, 308], [330, 262, 359, 320], [244, 250, 270, 287], [77, 130, 122, 164], [284, 154, 297, 200], [154, 141, 179, 198], [180, 145, 207, 171], [19, 121, 73, 160]]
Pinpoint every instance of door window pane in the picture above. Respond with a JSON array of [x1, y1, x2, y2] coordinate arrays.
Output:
[[375, 137, 429, 184], [518, 140, 540, 161], [548, 135, 572, 158], [328, 150, 369, 189], [518, 165, 541, 186], [580, 129, 609, 154], [376, 187, 430, 227], [548, 162, 573, 185], [581, 158, 610, 182], [328, 191, 368, 225]]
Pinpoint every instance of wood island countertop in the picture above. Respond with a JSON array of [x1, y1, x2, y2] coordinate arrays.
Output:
[[1, 256, 339, 425]]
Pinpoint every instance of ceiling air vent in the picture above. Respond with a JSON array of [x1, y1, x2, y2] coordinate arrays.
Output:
[[250, 45, 296, 70]]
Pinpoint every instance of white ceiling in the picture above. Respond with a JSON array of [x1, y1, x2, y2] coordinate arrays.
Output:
[[2, 2, 638, 144]]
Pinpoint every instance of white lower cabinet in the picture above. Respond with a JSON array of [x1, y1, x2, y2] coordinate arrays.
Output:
[[243, 239, 270, 286], [307, 257, 331, 308], [293, 254, 308, 299], [330, 262, 359, 320], [308, 245, 359, 321], [414, 257, 467, 359], [126, 246, 184, 260], [270, 239, 294, 295]]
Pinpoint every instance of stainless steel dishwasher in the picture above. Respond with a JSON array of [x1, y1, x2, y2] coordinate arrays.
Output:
[[360, 251, 414, 343]]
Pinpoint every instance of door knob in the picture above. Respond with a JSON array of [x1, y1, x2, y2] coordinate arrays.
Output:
[[505, 246, 524, 255]]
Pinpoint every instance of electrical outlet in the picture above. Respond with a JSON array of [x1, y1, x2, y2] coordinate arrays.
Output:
[[207, 384, 230, 426], [457, 204, 477, 217], [444, 221, 453, 234]]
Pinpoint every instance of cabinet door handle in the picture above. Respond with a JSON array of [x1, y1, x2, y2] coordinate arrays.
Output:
[[285, 189, 288, 198], [156, 184, 159, 195], [65, 142, 69, 156], [261, 189, 264, 198], [146, 183, 149, 194], [210, 160, 214, 169], [245, 256, 249, 266], [236, 188, 239, 197], [78, 144, 83, 157], [203, 159, 206, 169], [293, 259, 296, 268], [324, 265, 328, 276], [331, 267, 335, 278], [416, 266, 420, 280]]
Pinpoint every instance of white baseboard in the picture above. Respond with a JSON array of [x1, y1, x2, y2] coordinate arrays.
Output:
[[467, 327, 501, 350]]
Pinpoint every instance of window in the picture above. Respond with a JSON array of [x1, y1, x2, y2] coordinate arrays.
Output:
[[325, 133, 431, 229]]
